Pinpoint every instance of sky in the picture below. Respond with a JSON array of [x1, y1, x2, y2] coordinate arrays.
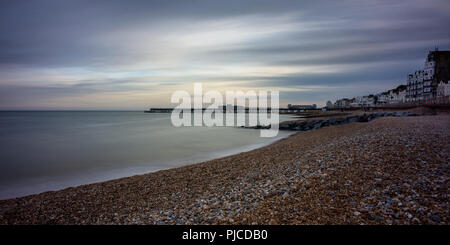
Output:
[[0, 0, 450, 110]]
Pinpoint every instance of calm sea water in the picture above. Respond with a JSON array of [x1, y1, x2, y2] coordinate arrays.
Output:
[[0, 111, 295, 199]]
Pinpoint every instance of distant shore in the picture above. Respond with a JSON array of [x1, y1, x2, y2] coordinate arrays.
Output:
[[0, 112, 448, 224]]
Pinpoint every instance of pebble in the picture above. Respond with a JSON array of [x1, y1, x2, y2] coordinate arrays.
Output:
[[0, 113, 448, 225]]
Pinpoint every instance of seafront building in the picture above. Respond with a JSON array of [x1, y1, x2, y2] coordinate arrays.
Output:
[[437, 81, 450, 99], [334, 98, 351, 108], [352, 95, 375, 107], [330, 49, 449, 108], [377, 85, 407, 105], [406, 70, 424, 101], [406, 49, 450, 102]]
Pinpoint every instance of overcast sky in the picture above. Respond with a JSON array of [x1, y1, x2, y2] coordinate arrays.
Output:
[[1, 0, 449, 109]]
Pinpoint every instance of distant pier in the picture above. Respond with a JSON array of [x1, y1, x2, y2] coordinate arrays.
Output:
[[144, 107, 320, 114]]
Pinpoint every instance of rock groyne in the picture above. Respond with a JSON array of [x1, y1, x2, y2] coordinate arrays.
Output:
[[279, 111, 420, 131]]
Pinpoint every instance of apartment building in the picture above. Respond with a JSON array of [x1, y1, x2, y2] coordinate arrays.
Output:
[[406, 49, 450, 101]]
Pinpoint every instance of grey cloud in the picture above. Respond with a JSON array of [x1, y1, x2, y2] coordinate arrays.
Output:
[[0, 0, 449, 109], [2, 0, 448, 68]]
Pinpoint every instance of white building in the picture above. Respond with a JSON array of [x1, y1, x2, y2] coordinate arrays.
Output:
[[334, 98, 351, 108], [391, 88, 406, 103], [423, 54, 435, 99], [353, 95, 375, 107], [377, 92, 390, 105], [406, 70, 424, 101], [388, 85, 407, 104], [406, 49, 450, 101], [437, 80, 450, 98]]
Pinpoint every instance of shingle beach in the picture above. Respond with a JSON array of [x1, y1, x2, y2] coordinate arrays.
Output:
[[0, 113, 448, 225]]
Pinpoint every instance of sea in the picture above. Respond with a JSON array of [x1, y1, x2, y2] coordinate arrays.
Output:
[[0, 111, 296, 199]]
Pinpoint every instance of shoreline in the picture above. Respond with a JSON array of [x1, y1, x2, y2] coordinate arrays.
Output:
[[0, 113, 448, 224], [0, 128, 295, 201]]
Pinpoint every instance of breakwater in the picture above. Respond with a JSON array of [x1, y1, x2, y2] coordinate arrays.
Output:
[[278, 111, 419, 131]]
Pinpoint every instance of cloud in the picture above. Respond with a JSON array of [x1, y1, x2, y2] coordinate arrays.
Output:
[[0, 0, 449, 109]]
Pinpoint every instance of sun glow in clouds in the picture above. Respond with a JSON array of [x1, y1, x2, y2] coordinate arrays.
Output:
[[0, 0, 449, 109]]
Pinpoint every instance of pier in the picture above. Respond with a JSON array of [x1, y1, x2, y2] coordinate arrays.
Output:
[[144, 107, 320, 114]]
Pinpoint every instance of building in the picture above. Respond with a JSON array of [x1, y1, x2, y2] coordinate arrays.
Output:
[[376, 92, 390, 105], [334, 84, 406, 108], [437, 80, 450, 99], [352, 95, 375, 107], [426, 50, 450, 98], [406, 70, 424, 101], [331, 49, 449, 106], [326, 101, 333, 108], [406, 49, 450, 101], [376, 85, 406, 105], [386, 85, 407, 104], [334, 98, 351, 108]]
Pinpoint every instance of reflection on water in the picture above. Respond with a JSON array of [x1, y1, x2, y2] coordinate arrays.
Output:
[[0, 111, 295, 199]]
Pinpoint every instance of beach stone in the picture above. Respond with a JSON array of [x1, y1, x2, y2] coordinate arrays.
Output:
[[0, 113, 447, 225], [346, 116, 359, 123], [431, 215, 441, 224], [357, 114, 369, 122]]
